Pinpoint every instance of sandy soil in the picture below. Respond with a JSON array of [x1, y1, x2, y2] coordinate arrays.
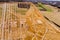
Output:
[[40, 5, 60, 26]]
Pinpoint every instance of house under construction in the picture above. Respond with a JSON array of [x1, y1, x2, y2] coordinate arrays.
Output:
[[0, 2, 60, 40]]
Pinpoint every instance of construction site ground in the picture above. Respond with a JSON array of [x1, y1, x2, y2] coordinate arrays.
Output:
[[0, 2, 60, 40]]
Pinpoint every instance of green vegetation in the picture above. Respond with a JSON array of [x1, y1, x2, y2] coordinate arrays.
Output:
[[38, 7, 44, 10], [37, 3, 53, 12], [35, 4, 43, 10]]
